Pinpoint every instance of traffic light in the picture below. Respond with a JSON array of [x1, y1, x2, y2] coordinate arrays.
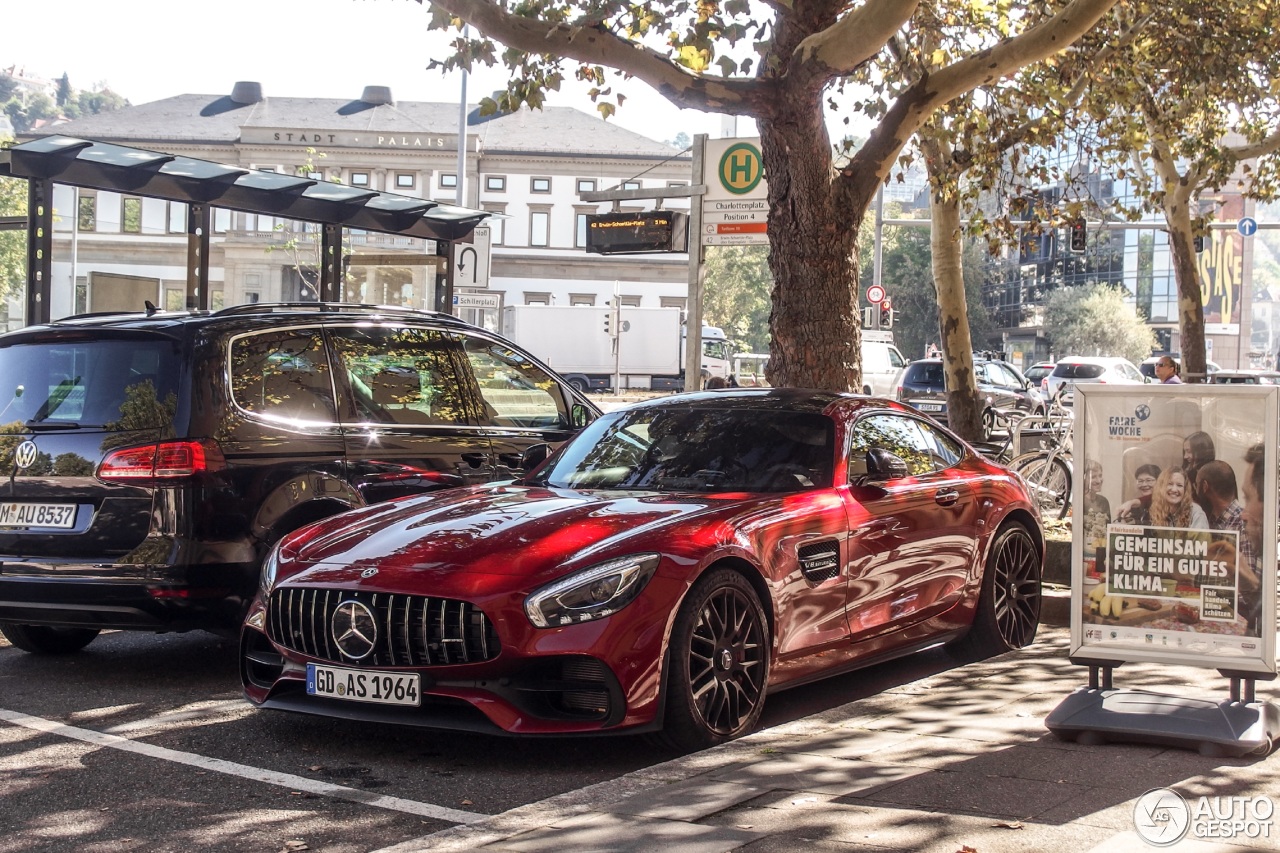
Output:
[[604, 310, 612, 336], [1069, 218, 1087, 253], [1193, 234, 1205, 253], [879, 298, 893, 329]]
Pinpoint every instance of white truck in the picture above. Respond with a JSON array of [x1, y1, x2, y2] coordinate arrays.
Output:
[[500, 305, 732, 392]]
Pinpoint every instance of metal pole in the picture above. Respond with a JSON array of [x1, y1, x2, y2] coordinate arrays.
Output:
[[455, 25, 469, 207], [684, 134, 707, 390], [873, 184, 884, 289]]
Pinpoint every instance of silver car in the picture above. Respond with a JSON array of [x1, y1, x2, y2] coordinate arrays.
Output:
[[1044, 356, 1147, 404]]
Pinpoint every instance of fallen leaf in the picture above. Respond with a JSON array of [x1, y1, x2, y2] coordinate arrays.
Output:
[[993, 820, 1024, 830], [461, 799, 473, 806], [308, 765, 323, 772], [282, 842, 309, 852]]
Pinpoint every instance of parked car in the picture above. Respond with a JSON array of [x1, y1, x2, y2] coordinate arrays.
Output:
[[860, 332, 908, 397], [896, 357, 1044, 431], [0, 303, 599, 654], [240, 389, 1044, 750], [1022, 362, 1055, 388], [1139, 355, 1221, 381], [1044, 356, 1146, 404], [1207, 369, 1280, 385]]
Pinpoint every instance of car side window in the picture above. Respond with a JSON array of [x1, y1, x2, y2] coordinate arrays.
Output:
[[993, 363, 1023, 389], [461, 336, 569, 429], [917, 421, 964, 470], [848, 414, 935, 479], [330, 326, 472, 425], [888, 347, 906, 369], [229, 328, 338, 423]]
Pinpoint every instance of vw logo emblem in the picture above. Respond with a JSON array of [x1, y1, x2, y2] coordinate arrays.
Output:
[[360, 567, 379, 579], [331, 599, 378, 660], [13, 440, 38, 471]]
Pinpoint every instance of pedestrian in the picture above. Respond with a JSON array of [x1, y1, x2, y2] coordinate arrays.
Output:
[[1153, 355, 1182, 384], [705, 376, 728, 389]]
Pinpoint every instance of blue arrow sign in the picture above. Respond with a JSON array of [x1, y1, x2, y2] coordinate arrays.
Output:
[[1238, 217, 1258, 237]]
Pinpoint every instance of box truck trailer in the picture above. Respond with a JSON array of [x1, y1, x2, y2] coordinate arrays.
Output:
[[500, 305, 731, 392]]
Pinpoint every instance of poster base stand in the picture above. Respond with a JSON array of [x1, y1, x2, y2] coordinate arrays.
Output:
[[1046, 664, 1279, 757]]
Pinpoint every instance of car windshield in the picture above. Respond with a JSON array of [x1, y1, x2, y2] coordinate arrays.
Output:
[[906, 363, 944, 385], [1052, 363, 1106, 379], [531, 406, 835, 493]]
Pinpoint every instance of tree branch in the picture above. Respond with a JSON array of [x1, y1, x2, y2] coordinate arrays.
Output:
[[420, 0, 761, 114], [791, 0, 920, 76]]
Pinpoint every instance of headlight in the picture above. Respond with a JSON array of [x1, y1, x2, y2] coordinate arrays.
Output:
[[524, 554, 660, 628], [259, 540, 284, 594]]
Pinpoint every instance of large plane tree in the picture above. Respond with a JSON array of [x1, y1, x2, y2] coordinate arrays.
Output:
[[418, 0, 1120, 391]]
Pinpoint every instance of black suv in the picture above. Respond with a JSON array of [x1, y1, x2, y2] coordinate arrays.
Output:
[[897, 357, 1044, 430], [0, 303, 598, 653]]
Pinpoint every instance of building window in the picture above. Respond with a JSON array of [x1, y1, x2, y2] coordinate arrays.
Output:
[[575, 212, 589, 248], [576, 178, 596, 194], [123, 198, 142, 233], [530, 211, 550, 247], [619, 295, 642, 307], [482, 205, 506, 245], [440, 173, 458, 189], [213, 208, 231, 233], [77, 194, 96, 232], [531, 177, 551, 193], [485, 175, 506, 192], [524, 291, 551, 305], [622, 181, 641, 191], [667, 181, 687, 188], [305, 169, 323, 180], [660, 296, 687, 311], [350, 171, 370, 187], [167, 202, 185, 233], [396, 173, 416, 189], [569, 293, 595, 306]]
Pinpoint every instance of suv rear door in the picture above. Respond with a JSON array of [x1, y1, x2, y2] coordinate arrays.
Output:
[[328, 323, 496, 503], [0, 329, 183, 563]]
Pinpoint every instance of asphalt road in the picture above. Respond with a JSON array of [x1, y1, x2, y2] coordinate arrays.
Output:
[[0, 627, 962, 853]]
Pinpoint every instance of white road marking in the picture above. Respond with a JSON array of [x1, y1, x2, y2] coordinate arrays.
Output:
[[0, 706, 481, 825]]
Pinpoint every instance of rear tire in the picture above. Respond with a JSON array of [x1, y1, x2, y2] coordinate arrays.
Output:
[[0, 623, 101, 654], [947, 523, 1041, 661], [658, 569, 769, 752]]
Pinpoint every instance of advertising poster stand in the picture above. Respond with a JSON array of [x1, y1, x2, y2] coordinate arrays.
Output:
[[1045, 385, 1280, 756]]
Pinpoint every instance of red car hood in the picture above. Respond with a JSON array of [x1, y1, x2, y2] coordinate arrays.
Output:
[[279, 484, 750, 586]]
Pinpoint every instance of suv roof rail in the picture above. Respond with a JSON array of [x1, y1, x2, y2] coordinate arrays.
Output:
[[52, 308, 210, 323], [211, 302, 463, 323]]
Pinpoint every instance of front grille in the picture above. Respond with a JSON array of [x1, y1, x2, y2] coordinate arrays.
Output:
[[266, 587, 501, 666]]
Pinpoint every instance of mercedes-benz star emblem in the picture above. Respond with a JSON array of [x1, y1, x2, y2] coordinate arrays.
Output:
[[360, 567, 379, 579], [331, 600, 378, 660], [13, 440, 38, 471]]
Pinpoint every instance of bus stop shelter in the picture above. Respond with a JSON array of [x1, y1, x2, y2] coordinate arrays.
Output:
[[0, 135, 489, 324]]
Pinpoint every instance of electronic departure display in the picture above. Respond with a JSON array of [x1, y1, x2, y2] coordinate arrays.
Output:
[[584, 211, 689, 254]]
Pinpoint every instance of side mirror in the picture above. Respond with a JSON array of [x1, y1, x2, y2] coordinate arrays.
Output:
[[570, 402, 594, 428], [521, 443, 552, 472], [865, 448, 909, 482]]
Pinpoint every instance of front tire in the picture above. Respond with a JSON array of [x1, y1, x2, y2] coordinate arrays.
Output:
[[659, 569, 769, 752], [0, 623, 101, 654], [948, 523, 1041, 661]]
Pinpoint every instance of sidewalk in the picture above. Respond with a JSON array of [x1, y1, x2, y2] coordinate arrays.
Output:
[[387, 625, 1278, 853]]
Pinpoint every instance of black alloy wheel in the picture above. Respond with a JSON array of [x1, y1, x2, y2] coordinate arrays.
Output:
[[660, 569, 769, 752], [947, 523, 1041, 660]]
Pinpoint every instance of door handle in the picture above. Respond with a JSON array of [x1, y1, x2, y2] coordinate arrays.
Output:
[[934, 488, 960, 506], [461, 452, 491, 468]]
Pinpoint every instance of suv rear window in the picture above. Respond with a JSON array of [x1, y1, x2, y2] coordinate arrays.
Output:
[[0, 338, 179, 428], [903, 362, 944, 385], [1051, 363, 1106, 379]]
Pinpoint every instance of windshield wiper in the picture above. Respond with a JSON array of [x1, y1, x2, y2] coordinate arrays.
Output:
[[24, 421, 80, 431]]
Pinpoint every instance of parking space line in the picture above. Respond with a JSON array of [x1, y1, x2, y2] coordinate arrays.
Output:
[[0, 706, 481, 825]]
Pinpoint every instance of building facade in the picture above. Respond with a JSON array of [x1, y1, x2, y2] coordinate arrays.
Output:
[[14, 82, 694, 332]]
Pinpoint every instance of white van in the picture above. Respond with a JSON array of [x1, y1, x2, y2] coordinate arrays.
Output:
[[861, 331, 907, 397]]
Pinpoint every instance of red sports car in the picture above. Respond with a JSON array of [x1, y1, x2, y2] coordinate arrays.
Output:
[[241, 390, 1043, 750]]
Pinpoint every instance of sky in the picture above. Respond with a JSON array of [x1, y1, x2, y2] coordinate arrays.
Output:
[[2, 0, 754, 143]]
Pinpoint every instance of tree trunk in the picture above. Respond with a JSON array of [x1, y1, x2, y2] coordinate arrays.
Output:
[[1162, 198, 1208, 381], [921, 135, 983, 441], [758, 94, 863, 392]]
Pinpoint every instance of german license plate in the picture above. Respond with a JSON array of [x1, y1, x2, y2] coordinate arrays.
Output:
[[917, 403, 944, 412], [306, 663, 421, 707], [0, 502, 77, 529]]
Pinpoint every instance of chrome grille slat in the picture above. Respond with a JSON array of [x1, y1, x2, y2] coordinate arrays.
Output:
[[266, 587, 499, 667]]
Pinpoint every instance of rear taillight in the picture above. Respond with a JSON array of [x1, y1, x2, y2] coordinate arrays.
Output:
[[98, 440, 227, 483]]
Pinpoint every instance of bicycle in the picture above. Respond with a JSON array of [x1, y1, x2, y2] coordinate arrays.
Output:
[[1005, 392, 1074, 520]]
